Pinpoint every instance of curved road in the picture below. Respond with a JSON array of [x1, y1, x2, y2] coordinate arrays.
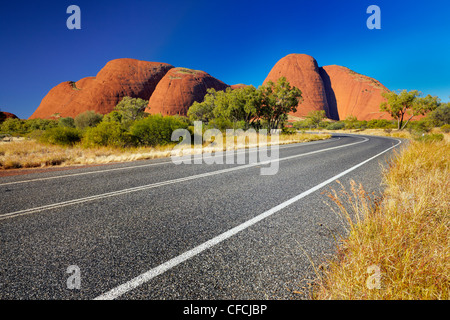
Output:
[[0, 134, 402, 299]]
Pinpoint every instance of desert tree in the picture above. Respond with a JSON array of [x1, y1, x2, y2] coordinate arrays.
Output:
[[257, 77, 302, 132], [380, 90, 439, 130]]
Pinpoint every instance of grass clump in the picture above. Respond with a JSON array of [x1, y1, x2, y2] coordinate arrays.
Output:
[[313, 140, 449, 300]]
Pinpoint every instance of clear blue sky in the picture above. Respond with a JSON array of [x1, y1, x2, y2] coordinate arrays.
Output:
[[1, 0, 449, 119]]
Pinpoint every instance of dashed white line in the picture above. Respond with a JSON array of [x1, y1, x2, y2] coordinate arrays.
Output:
[[0, 137, 359, 220], [94, 138, 402, 300]]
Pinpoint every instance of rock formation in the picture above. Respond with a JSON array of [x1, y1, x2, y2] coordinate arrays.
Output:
[[263, 54, 330, 118], [0, 111, 19, 122], [230, 84, 249, 90], [29, 59, 174, 119], [146, 68, 229, 116], [319, 65, 390, 120], [29, 54, 391, 121]]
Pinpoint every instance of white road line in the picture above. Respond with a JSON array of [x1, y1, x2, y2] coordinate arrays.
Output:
[[0, 137, 340, 187], [94, 138, 402, 300], [0, 137, 360, 220]]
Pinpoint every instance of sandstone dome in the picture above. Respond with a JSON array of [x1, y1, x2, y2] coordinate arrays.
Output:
[[29, 59, 174, 119], [263, 54, 330, 118], [319, 65, 390, 120], [146, 67, 229, 116]]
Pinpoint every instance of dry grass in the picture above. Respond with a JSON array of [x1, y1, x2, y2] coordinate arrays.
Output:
[[0, 133, 331, 170], [313, 140, 449, 299], [318, 127, 450, 143], [319, 128, 412, 139]]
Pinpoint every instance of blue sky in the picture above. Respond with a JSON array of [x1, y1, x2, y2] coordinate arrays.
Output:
[[1, 0, 449, 119]]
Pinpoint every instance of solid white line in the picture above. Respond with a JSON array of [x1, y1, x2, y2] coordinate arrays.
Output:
[[0, 137, 340, 187], [0, 137, 358, 220], [94, 138, 402, 300]]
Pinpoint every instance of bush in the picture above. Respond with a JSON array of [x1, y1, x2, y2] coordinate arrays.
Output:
[[367, 119, 395, 129], [326, 122, 345, 130], [39, 127, 82, 146], [0, 118, 26, 135], [441, 124, 450, 133], [406, 120, 432, 134], [114, 96, 149, 127], [25, 119, 58, 131], [74, 110, 103, 129], [130, 115, 189, 147], [206, 117, 234, 131], [82, 121, 132, 148], [281, 126, 297, 135], [426, 104, 450, 127], [293, 120, 311, 130], [1, 118, 58, 135], [413, 132, 444, 142], [58, 117, 75, 128]]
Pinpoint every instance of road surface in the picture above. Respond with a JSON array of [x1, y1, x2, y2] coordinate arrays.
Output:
[[0, 134, 402, 299]]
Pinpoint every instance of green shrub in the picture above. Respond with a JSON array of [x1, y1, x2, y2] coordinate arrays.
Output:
[[406, 120, 432, 134], [39, 127, 82, 146], [281, 126, 297, 135], [293, 120, 311, 130], [441, 124, 450, 133], [130, 115, 189, 147], [58, 117, 75, 128], [74, 110, 103, 129], [326, 122, 345, 130], [82, 121, 132, 148], [413, 133, 444, 142], [25, 119, 58, 131], [426, 104, 450, 127], [206, 117, 234, 131], [0, 118, 26, 135], [367, 119, 395, 129], [1, 118, 58, 135]]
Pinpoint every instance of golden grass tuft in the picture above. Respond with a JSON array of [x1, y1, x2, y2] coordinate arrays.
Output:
[[313, 140, 449, 299]]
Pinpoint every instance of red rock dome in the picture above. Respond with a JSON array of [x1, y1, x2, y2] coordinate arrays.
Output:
[[29, 59, 174, 119], [263, 54, 329, 117], [319, 65, 390, 120], [146, 67, 229, 116], [0, 111, 19, 121]]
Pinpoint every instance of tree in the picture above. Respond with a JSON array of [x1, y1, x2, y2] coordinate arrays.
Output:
[[213, 86, 260, 129], [188, 87, 260, 130], [187, 89, 218, 123], [82, 121, 131, 148], [74, 110, 103, 129], [114, 96, 149, 127], [257, 77, 302, 132], [380, 90, 439, 130], [130, 115, 188, 147], [426, 103, 450, 126]]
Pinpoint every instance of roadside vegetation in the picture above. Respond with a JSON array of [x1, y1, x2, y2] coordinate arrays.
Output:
[[293, 92, 449, 142], [303, 91, 450, 299], [313, 137, 449, 299], [0, 78, 331, 170]]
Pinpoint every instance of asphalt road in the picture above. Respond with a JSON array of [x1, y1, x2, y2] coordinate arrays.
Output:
[[0, 134, 402, 300]]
